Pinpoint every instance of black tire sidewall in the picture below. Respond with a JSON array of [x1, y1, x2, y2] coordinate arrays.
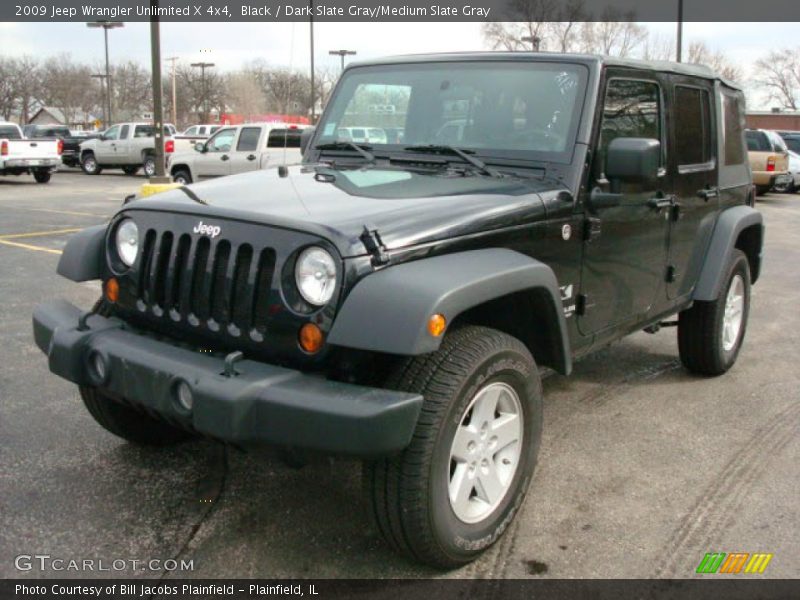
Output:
[[174, 170, 191, 184], [143, 157, 155, 176], [428, 347, 542, 560], [82, 154, 97, 174], [714, 252, 751, 369]]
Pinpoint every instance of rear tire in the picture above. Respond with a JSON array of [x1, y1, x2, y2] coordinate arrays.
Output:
[[678, 249, 751, 376], [33, 169, 51, 183], [364, 326, 542, 569], [81, 153, 101, 175], [80, 387, 192, 446], [172, 168, 192, 185], [143, 155, 156, 177]]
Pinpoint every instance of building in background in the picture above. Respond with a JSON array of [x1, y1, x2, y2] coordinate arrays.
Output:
[[746, 110, 800, 132]]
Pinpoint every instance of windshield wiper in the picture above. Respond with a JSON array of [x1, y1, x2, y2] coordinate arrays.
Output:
[[403, 144, 502, 178], [314, 141, 375, 163]]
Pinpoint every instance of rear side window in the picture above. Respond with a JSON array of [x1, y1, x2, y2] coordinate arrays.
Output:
[[0, 125, 22, 139], [674, 86, 713, 167], [120, 125, 130, 139], [236, 127, 261, 151], [722, 94, 746, 165], [746, 131, 770, 152], [785, 137, 800, 153], [267, 129, 302, 148]]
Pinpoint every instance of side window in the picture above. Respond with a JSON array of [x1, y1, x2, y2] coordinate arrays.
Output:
[[722, 93, 746, 165], [674, 86, 713, 168], [745, 131, 770, 152], [185, 126, 198, 136], [103, 125, 120, 140], [267, 129, 302, 148], [206, 128, 235, 152], [120, 125, 130, 139], [598, 79, 662, 176], [236, 127, 261, 151]]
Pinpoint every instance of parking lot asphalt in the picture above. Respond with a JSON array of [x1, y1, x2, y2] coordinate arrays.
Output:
[[0, 169, 798, 580]]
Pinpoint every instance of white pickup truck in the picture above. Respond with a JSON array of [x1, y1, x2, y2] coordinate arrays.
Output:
[[78, 123, 174, 177], [166, 122, 307, 184], [0, 122, 62, 183]]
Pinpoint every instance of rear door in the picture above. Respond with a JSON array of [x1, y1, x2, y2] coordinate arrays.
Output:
[[114, 124, 132, 163], [578, 72, 671, 335], [665, 78, 719, 300], [228, 126, 263, 174]]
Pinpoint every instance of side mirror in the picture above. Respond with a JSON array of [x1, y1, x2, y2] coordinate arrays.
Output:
[[300, 127, 315, 155], [194, 142, 206, 153], [605, 137, 661, 184]]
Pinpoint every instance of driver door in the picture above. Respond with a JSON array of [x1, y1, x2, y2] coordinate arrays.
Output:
[[196, 127, 236, 178], [94, 125, 120, 162], [578, 74, 672, 335]]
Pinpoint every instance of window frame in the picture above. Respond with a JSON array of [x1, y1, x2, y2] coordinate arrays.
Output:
[[235, 126, 262, 152], [673, 83, 716, 174], [597, 75, 668, 181]]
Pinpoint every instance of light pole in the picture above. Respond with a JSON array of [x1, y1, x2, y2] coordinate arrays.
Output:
[[190, 62, 215, 123], [329, 49, 357, 71], [149, 4, 169, 182], [521, 35, 541, 52], [676, 0, 684, 62], [86, 21, 124, 126], [310, 0, 316, 122], [91, 73, 107, 126], [166, 56, 179, 127]]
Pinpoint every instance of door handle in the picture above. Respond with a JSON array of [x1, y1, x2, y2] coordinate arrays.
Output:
[[246, 154, 256, 161], [647, 196, 673, 211], [220, 155, 229, 161], [697, 187, 719, 201]]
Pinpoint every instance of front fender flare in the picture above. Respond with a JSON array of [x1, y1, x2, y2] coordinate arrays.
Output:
[[693, 206, 763, 301], [56, 225, 106, 282], [328, 249, 571, 372]]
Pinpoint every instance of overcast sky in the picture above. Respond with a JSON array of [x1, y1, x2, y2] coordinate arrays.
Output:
[[0, 21, 796, 108]]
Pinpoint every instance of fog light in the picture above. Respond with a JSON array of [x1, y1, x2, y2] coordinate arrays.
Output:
[[88, 352, 108, 384], [175, 381, 193, 411], [299, 323, 324, 353]]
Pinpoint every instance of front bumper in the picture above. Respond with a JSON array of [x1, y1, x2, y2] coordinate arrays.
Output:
[[33, 300, 423, 457], [4, 158, 60, 169]]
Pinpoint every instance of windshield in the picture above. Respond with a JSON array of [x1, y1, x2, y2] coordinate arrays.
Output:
[[316, 61, 588, 163]]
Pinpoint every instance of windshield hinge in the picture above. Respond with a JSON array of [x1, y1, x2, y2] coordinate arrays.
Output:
[[360, 225, 390, 267]]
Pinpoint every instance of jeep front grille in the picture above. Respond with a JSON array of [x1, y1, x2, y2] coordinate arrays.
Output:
[[136, 228, 276, 340]]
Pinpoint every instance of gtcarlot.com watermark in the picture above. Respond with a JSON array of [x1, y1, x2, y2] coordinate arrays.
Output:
[[14, 554, 194, 573]]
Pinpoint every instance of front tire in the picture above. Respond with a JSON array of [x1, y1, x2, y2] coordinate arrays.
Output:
[[81, 153, 101, 175], [172, 168, 192, 185], [678, 249, 751, 375], [364, 326, 542, 569], [32, 169, 51, 183], [80, 387, 192, 446]]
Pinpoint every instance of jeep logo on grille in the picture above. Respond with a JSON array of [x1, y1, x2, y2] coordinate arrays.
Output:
[[193, 221, 221, 238]]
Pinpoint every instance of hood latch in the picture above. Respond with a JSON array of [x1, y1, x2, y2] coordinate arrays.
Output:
[[360, 225, 390, 267]]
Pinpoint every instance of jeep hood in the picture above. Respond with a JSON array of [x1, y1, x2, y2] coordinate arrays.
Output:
[[125, 164, 562, 257]]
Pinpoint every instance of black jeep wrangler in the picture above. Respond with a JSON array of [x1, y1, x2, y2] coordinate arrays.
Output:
[[33, 53, 763, 569]]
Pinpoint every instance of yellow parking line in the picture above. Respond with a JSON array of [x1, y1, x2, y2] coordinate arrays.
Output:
[[21, 207, 107, 218], [0, 227, 82, 240], [0, 239, 62, 254]]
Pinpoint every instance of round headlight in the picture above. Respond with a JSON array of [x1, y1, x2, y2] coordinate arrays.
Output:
[[115, 219, 139, 267], [295, 247, 337, 306]]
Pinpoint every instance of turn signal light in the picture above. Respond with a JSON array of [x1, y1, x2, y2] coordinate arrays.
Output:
[[165, 139, 174, 153], [1, 141, 7, 156], [428, 314, 447, 337], [105, 278, 119, 303], [766, 157, 776, 172], [299, 323, 324, 353], [57, 139, 63, 155]]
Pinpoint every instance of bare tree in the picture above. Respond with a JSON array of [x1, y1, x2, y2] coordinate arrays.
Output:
[[687, 41, 742, 84], [547, 0, 589, 53], [0, 58, 18, 121], [111, 61, 152, 121], [752, 48, 799, 110], [40, 55, 94, 126], [482, 0, 559, 51], [225, 71, 267, 120], [584, 10, 647, 57], [10, 56, 42, 124], [640, 33, 676, 62]]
